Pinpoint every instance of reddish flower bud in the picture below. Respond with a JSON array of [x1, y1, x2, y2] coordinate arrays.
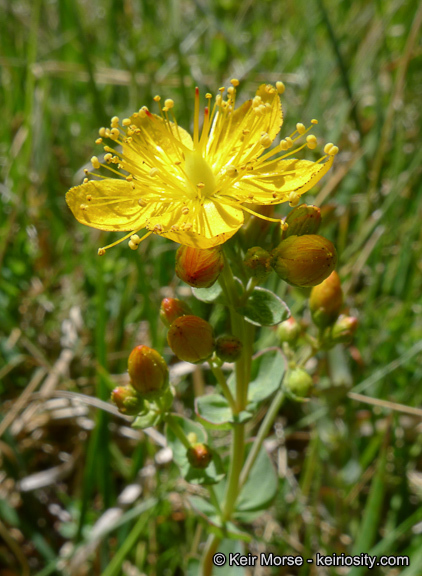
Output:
[[127, 345, 169, 399], [330, 315, 358, 344], [187, 443, 213, 469], [215, 334, 243, 362], [243, 247, 272, 281], [285, 368, 313, 398], [167, 315, 215, 363], [175, 246, 224, 288], [160, 297, 192, 327], [282, 204, 321, 239], [271, 235, 337, 287], [277, 317, 301, 344], [111, 385, 144, 415], [309, 271, 343, 328]]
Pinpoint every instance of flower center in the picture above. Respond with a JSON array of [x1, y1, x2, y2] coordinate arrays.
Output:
[[184, 151, 216, 198]]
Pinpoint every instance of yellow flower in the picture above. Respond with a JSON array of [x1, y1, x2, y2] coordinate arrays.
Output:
[[66, 81, 338, 254]]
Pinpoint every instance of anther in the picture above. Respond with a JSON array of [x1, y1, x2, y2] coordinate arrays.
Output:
[[324, 143, 334, 155], [226, 165, 237, 177], [138, 198, 147, 207], [306, 135, 318, 149], [230, 79, 240, 87], [91, 156, 100, 170], [280, 139, 289, 150], [128, 240, 138, 250], [289, 192, 300, 207], [311, 119, 318, 124], [149, 167, 159, 177], [219, 87, 225, 93], [260, 133, 272, 148], [126, 175, 133, 182], [86, 194, 92, 201], [227, 86, 235, 95], [164, 99, 174, 109], [83, 178, 89, 184], [197, 182, 205, 188], [104, 153, 113, 163], [111, 116, 119, 127], [84, 169, 89, 175], [110, 128, 120, 140], [276, 81, 285, 94], [80, 203, 88, 211], [122, 118, 131, 126], [182, 206, 189, 214], [99, 127, 106, 137], [98, 248, 106, 256], [296, 123, 306, 135], [285, 137, 294, 148], [154, 95, 161, 102], [95, 138, 102, 144]]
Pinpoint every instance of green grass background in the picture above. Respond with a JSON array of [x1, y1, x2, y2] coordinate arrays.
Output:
[[1, 0, 422, 574]]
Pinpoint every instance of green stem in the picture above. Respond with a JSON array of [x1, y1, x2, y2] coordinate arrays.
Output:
[[208, 361, 236, 412], [239, 384, 286, 490], [165, 414, 191, 450]]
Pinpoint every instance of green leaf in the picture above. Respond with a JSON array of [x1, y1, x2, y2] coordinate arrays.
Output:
[[195, 395, 252, 429], [192, 283, 222, 303], [248, 350, 286, 404], [166, 415, 225, 485], [132, 410, 162, 429], [195, 394, 232, 429], [188, 497, 251, 543], [235, 446, 278, 519], [238, 287, 290, 326]]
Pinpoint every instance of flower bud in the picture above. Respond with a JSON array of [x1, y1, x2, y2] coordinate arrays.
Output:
[[285, 368, 313, 398], [167, 315, 215, 363], [215, 334, 243, 362], [175, 246, 224, 288], [111, 385, 144, 415], [160, 297, 192, 328], [277, 317, 301, 344], [270, 235, 337, 287], [309, 271, 343, 328], [282, 204, 321, 239], [330, 315, 358, 344], [243, 247, 272, 281], [128, 345, 169, 400], [187, 443, 213, 469]]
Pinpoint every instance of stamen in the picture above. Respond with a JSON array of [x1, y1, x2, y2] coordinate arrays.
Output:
[[193, 87, 200, 148], [99, 230, 152, 255]]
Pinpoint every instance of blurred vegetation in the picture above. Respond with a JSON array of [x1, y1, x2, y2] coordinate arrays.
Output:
[[1, 0, 422, 574]]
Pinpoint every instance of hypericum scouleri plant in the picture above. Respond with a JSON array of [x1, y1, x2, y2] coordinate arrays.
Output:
[[67, 79, 356, 574]]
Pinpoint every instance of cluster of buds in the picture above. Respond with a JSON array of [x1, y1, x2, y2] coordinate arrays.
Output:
[[175, 245, 224, 288], [309, 271, 358, 347], [112, 344, 169, 415], [271, 234, 337, 288]]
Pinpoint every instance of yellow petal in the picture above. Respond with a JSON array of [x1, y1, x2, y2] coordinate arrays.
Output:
[[66, 179, 155, 231], [122, 113, 193, 176], [159, 199, 244, 249], [232, 156, 334, 204], [206, 84, 282, 169]]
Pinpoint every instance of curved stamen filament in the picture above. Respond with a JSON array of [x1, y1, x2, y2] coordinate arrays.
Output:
[[98, 230, 152, 255]]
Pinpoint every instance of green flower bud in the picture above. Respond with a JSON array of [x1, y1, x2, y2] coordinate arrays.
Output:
[[277, 317, 301, 344], [215, 334, 243, 362], [271, 235, 337, 287], [309, 271, 343, 328], [111, 385, 144, 415], [243, 247, 272, 281], [160, 297, 192, 328], [330, 315, 358, 344], [187, 443, 213, 469], [282, 204, 321, 239], [175, 246, 224, 288], [285, 368, 313, 398], [167, 315, 215, 363], [128, 345, 169, 400]]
